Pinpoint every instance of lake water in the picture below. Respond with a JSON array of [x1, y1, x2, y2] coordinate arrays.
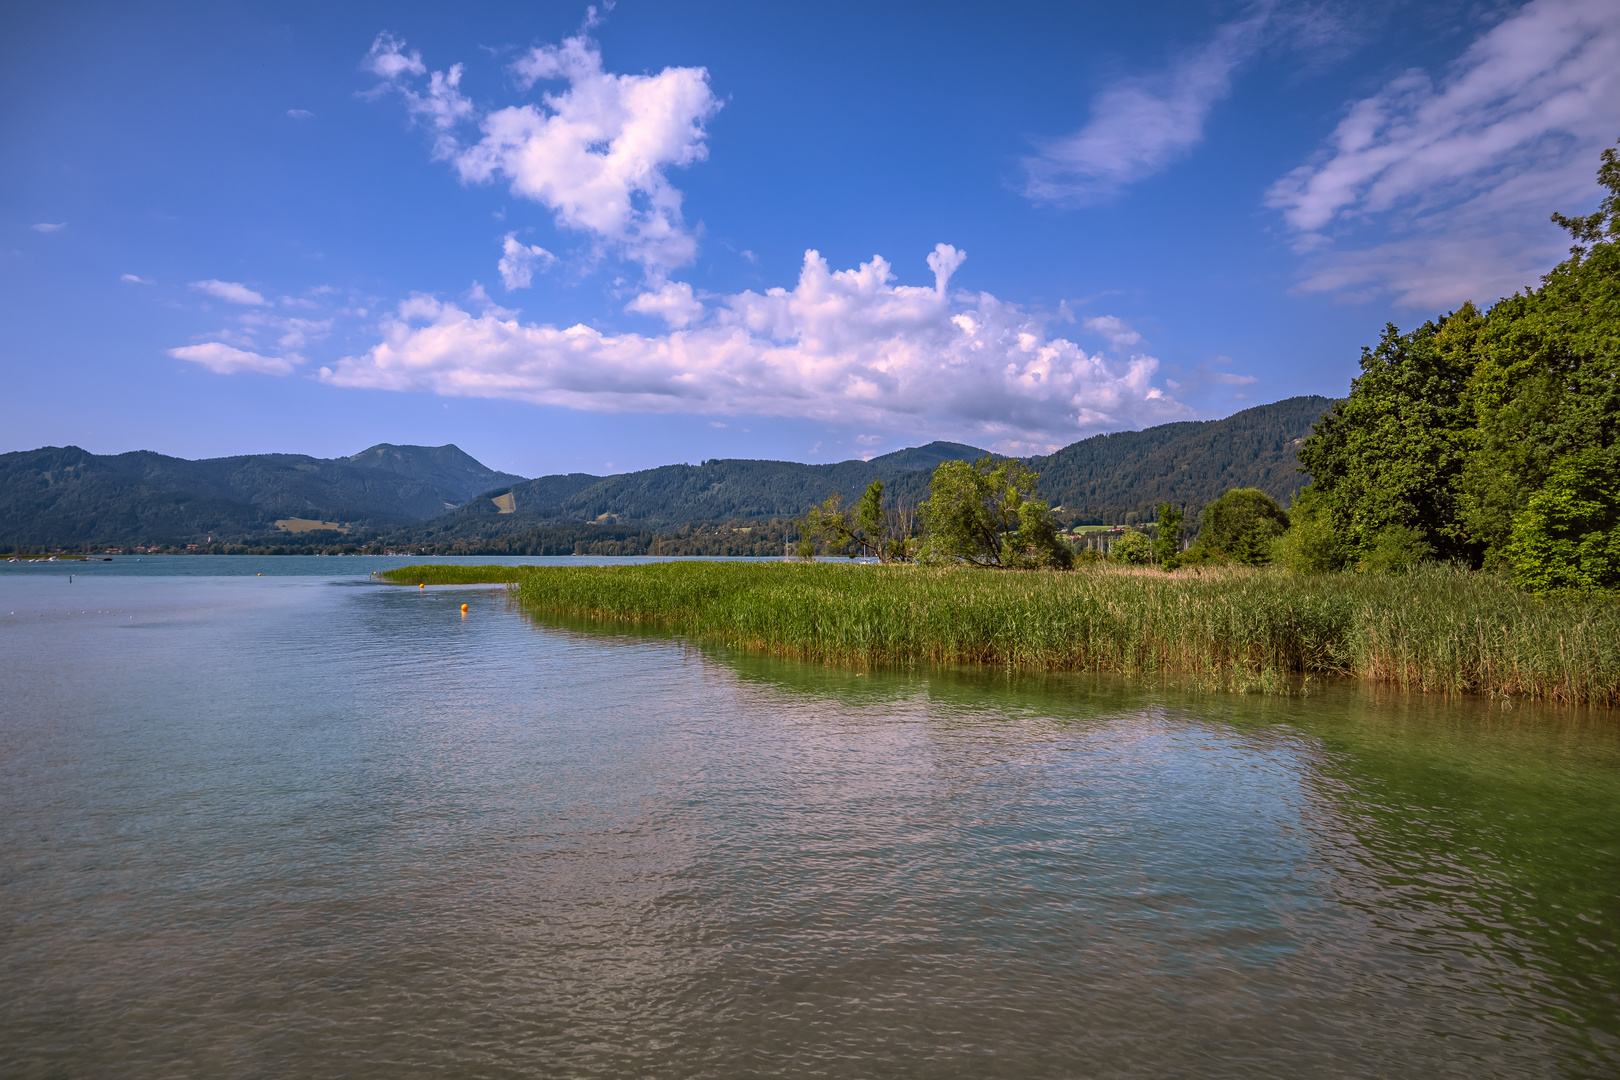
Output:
[[3, 556, 1617, 1077]]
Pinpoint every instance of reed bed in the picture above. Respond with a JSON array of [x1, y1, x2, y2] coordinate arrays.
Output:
[[378, 564, 543, 586], [388, 561, 1620, 707]]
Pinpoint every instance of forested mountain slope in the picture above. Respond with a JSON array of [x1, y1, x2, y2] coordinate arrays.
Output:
[[1028, 396, 1331, 524], [388, 442, 986, 542], [0, 443, 524, 547], [2, 401, 1335, 550], [343, 443, 525, 495]]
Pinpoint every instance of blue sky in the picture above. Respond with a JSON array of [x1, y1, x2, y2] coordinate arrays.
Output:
[[3, 0, 1616, 477]]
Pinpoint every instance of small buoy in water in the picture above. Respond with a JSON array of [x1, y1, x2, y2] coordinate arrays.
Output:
[[420, 583, 426, 589], [461, 603, 469, 613], [257, 573, 262, 576]]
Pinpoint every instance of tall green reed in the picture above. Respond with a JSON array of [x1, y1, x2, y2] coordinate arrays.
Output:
[[394, 561, 1619, 707]]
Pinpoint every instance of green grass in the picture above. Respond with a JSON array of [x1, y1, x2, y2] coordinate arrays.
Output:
[[377, 564, 543, 586], [387, 561, 1620, 707]]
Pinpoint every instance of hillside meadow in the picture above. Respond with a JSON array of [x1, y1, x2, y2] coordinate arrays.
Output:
[[380, 561, 1620, 708]]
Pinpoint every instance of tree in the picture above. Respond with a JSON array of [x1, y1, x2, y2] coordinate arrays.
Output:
[[798, 492, 853, 559], [920, 456, 1072, 568], [1110, 529, 1154, 565], [1296, 307, 1481, 564], [853, 478, 916, 563], [1188, 488, 1289, 565], [797, 480, 917, 562], [1153, 503, 1183, 568], [1504, 447, 1620, 593], [1459, 143, 1620, 565]]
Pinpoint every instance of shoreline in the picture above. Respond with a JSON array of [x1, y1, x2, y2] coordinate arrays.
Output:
[[379, 561, 1620, 709]]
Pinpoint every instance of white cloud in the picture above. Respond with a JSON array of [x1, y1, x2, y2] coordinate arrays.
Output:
[[362, 32, 426, 80], [190, 279, 270, 306], [319, 244, 1190, 452], [452, 32, 720, 276], [625, 280, 704, 327], [363, 32, 474, 159], [497, 233, 556, 290], [364, 29, 717, 276], [238, 313, 331, 351], [169, 343, 297, 376], [1082, 314, 1142, 350], [31, 222, 66, 233], [286, 109, 314, 120], [1022, 9, 1270, 203], [1268, 0, 1620, 306], [120, 273, 154, 284]]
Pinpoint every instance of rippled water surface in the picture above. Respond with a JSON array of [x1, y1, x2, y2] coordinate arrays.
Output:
[[3, 556, 1618, 1077]]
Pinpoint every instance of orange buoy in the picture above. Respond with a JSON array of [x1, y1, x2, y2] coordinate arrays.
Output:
[[420, 583, 425, 589], [461, 603, 469, 613]]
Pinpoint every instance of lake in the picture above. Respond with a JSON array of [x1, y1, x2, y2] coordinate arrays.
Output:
[[2, 556, 1617, 1077]]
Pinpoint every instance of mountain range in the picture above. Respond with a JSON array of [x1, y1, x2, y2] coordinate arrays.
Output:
[[0, 443, 523, 548], [1, 395, 1332, 550]]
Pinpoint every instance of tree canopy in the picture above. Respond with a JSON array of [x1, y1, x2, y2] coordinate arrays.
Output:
[[1186, 488, 1289, 565], [1293, 141, 1620, 591], [921, 457, 1072, 569]]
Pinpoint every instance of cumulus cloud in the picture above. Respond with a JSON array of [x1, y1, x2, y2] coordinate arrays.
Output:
[[1022, 8, 1271, 203], [465, 35, 717, 275], [319, 244, 1189, 451], [286, 108, 314, 120], [497, 233, 556, 289], [169, 343, 297, 376], [625, 280, 704, 327], [190, 279, 270, 306], [364, 29, 718, 277], [1267, 0, 1620, 306], [31, 222, 66, 233], [120, 273, 154, 284]]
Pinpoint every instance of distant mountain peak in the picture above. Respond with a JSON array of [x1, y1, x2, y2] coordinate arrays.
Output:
[[344, 443, 525, 492]]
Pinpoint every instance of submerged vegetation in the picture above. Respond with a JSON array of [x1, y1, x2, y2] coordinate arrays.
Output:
[[383, 561, 1620, 708]]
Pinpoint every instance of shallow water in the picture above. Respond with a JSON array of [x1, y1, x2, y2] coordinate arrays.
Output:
[[2, 557, 1617, 1077]]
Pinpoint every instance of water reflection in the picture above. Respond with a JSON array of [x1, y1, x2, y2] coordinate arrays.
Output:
[[1, 569, 1615, 1077]]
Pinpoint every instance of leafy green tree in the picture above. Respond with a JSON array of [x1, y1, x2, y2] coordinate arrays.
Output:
[[921, 456, 1072, 568], [1188, 488, 1289, 565], [852, 478, 915, 563], [1153, 503, 1183, 568], [1505, 447, 1620, 593], [1110, 529, 1154, 565], [798, 480, 917, 562], [1296, 306, 1481, 564], [798, 492, 854, 559], [1459, 144, 1620, 564]]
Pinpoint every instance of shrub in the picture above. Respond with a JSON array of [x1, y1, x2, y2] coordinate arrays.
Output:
[[1110, 529, 1155, 564], [1359, 525, 1436, 575], [1270, 488, 1348, 573]]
